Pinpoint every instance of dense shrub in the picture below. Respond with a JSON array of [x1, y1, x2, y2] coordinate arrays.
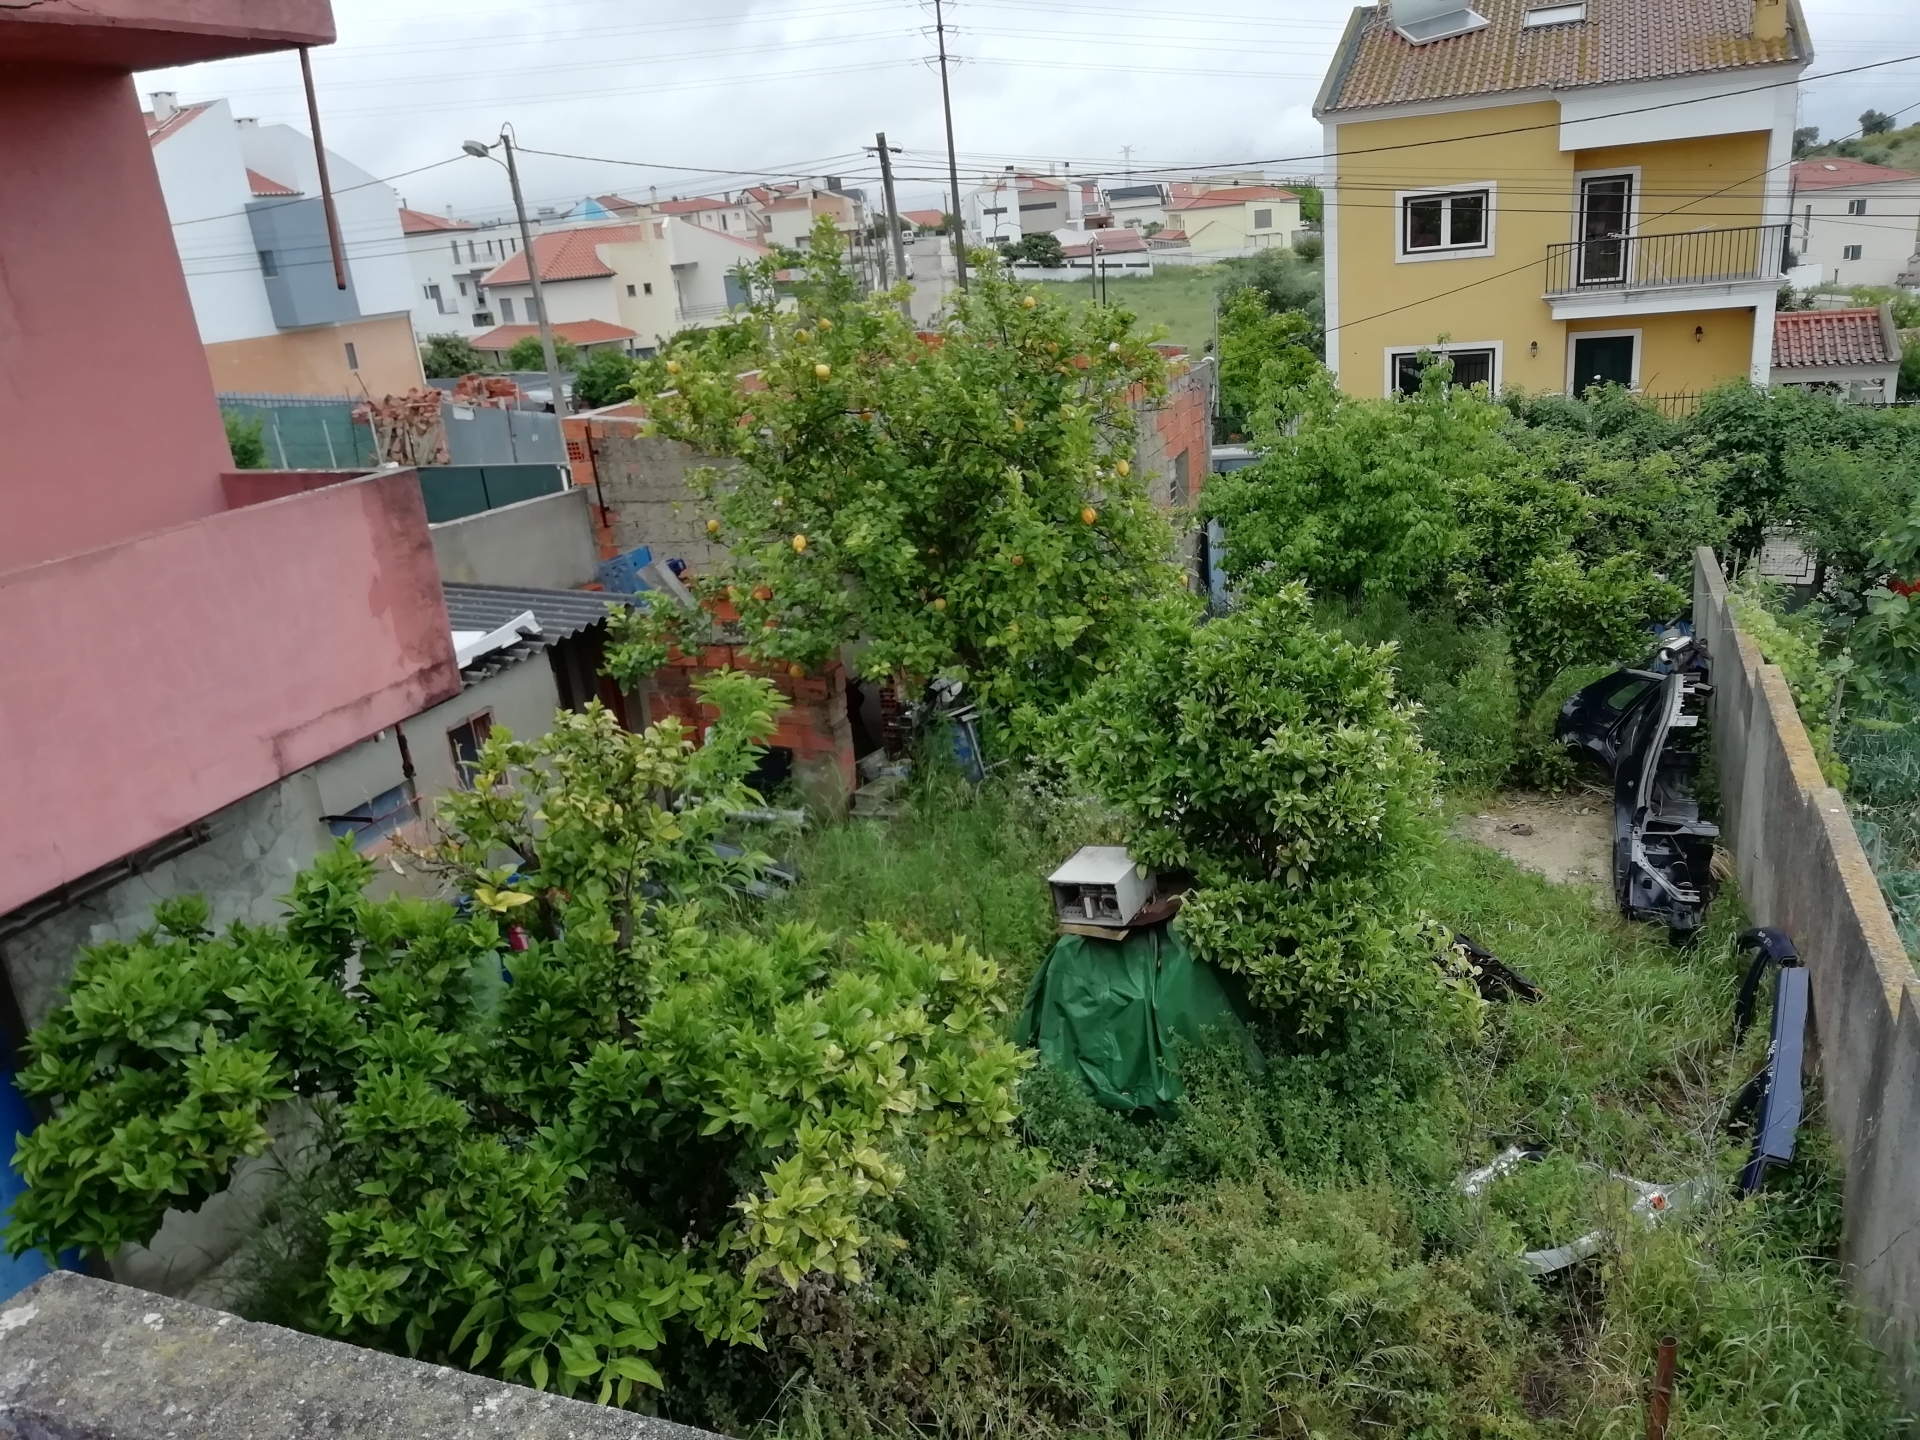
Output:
[[1050, 588, 1461, 1032]]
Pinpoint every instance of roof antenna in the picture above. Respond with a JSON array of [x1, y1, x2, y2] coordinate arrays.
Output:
[[298, 46, 349, 291]]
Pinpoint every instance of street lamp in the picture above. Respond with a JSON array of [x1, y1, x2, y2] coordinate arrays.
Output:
[[463, 130, 567, 415]]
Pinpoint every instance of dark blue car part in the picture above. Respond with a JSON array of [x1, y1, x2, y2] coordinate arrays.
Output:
[[1727, 928, 1807, 1194], [1450, 933, 1545, 1003]]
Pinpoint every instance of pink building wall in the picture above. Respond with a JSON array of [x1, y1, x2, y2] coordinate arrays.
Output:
[[0, 472, 460, 918], [0, 64, 239, 571]]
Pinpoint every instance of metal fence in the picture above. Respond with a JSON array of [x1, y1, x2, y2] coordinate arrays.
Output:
[[1544, 224, 1786, 297], [417, 464, 568, 525], [219, 394, 376, 470]]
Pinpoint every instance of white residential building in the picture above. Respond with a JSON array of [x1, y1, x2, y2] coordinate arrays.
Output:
[[400, 210, 530, 341], [963, 173, 1086, 247], [1789, 158, 1920, 290], [147, 92, 422, 396]]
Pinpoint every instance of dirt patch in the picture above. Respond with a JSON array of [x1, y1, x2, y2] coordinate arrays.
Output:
[[1456, 791, 1612, 889]]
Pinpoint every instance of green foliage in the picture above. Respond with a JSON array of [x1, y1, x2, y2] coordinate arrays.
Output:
[[224, 410, 268, 469], [8, 675, 1027, 1408], [1050, 588, 1460, 1032], [1861, 108, 1895, 136], [1504, 552, 1685, 694], [571, 347, 638, 410], [1293, 182, 1324, 222], [1205, 360, 1514, 603], [420, 333, 488, 380], [1213, 287, 1322, 438], [506, 334, 580, 372], [1215, 245, 1325, 338], [632, 220, 1181, 743], [1004, 232, 1063, 268], [1517, 661, 1618, 790]]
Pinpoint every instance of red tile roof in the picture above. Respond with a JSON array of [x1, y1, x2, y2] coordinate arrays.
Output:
[[1772, 308, 1900, 369], [471, 319, 639, 352], [1168, 185, 1297, 212], [658, 196, 733, 214], [247, 169, 299, 198], [143, 102, 213, 146], [481, 224, 653, 285], [594, 194, 646, 213], [1062, 229, 1150, 257], [1319, 0, 1805, 115], [1791, 158, 1920, 191], [399, 207, 477, 235], [903, 209, 947, 227]]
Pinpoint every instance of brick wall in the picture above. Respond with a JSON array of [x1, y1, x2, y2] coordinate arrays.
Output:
[[646, 640, 856, 810], [562, 411, 734, 572], [1131, 353, 1214, 513]]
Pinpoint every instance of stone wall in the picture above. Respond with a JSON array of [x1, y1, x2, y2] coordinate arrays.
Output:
[[566, 414, 733, 574], [0, 1272, 726, 1440], [1694, 547, 1920, 1398]]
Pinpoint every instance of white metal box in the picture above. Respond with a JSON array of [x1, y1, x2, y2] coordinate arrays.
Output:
[[1048, 846, 1153, 928]]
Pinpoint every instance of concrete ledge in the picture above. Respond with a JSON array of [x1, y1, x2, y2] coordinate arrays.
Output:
[[0, 1272, 726, 1440], [429, 487, 599, 591]]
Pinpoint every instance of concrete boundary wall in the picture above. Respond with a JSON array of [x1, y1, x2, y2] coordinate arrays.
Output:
[[1693, 548, 1920, 1393]]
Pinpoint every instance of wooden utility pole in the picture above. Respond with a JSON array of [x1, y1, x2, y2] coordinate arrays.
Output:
[[932, 0, 967, 291], [875, 132, 910, 298]]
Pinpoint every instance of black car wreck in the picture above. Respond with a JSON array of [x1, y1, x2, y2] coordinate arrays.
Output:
[[1556, 631, 1719, 938]]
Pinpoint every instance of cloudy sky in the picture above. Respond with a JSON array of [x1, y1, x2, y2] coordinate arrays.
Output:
[[134, 0, 1920, 221]]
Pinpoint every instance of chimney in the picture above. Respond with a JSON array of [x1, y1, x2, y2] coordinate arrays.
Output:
[[149, 91, 178, 123], [235, 117, 258, 129], [1752, 0, 1786, 39]]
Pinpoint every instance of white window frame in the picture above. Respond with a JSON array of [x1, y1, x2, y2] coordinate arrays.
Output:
[[1846, 197, 1867, 215], [1383, 340, 1504, 396], [1564, 328, 1642, 394], [1842, 244, 1864, 261], [1395, 183, 1497, 262]]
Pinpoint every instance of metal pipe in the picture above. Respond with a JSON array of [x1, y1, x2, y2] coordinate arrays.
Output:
[[297, 47, 348, 292], [1646, 1336, 1677, 1440]]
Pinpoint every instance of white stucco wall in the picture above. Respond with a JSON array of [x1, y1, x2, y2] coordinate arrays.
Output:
[[151, 100, 281, 346], [1793, 180, 1920, 290]]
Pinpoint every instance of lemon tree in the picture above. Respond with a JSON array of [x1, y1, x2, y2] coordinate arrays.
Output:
[[631, 221, 1183, 744]]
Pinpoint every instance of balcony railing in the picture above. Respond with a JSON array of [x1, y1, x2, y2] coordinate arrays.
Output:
[[1545, 224, 1787, 298]]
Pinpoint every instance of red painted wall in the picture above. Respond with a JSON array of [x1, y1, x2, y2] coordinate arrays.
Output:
[[0, 64, 232, 572], [0, 473, 461, 917], [0, 0, 333, 68]]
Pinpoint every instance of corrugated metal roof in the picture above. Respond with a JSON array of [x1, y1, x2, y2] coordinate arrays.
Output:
[[1772, 307, 1899, 369], [442, 584, 629, 686], [1318, 0, 1804, 115]]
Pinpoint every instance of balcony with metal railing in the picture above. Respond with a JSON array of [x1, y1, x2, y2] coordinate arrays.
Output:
[[1544, 223, 1787, 315]]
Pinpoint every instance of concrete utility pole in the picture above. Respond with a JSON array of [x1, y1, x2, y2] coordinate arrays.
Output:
[[875, 132, 911, 307], [931, 0, 967, 291], [464, 129, 567, 415]]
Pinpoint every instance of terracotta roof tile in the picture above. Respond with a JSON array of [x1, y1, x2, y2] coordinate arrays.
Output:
[[1772, 308, 1899, 369], [1319, 0, 1804, 115], [1063, 229, 1150, 256], [399, 207, 477, 234], [1168, 185, 1297, 211], [143, 102, 213, 146], [471, 319, 639, 352], [246, 169, 299, 197], [658, 196, 733, 214], [1791, 158, 1920, 191], [480, 224, 653, 285], [903, 209, 947, 226]]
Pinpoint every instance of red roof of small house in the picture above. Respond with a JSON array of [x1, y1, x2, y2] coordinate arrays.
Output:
[[903, 209, 946, 227], [399, 207, 477, 234], [1167, 185, 1297, 212], [1152, 229, 1191, 243], [658, 196, 733, 214], [1061, 229, 1150, 257], [247, 169, 299, 197], [481, 224, 653, 286], [594, 194, 645, 214], [470, 320, 639, 353], [1791, 158, 1920, 191], [143, 102, 213, 146], [1772, 307, 1901, 369]]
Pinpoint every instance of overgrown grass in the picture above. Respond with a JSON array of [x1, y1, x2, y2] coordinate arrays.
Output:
[[689, 778, 1910, 1440], [1031, 265, 1228, 358]]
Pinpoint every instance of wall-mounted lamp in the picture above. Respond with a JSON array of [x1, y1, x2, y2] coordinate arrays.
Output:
[[1529, 340, 1539, 357], [1695, 325, 1705, 342]]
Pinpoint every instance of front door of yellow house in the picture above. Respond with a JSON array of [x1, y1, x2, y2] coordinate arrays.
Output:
[[1578, 175, 1633, 284], [1571, 333, 1636, 393]]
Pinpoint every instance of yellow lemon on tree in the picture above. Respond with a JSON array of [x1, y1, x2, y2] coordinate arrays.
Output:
[[1010, 554, 1025, 567], [933, 597, 947, 611], [665, 359, 682, 375], [1115, 459, 1131, 477], [1081, 507, 1098, 525], [1012, 416, 1026, 433], [814, 363, 832, 379], [1022, 295, 1037, 309], [792, 533, 808, 553], [788, 662, 806, 678], [795, 329, 812, 343], [818, 317, 833, 331], [706, 518, 721, 534]]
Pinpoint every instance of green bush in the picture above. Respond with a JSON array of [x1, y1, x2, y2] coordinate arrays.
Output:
[[420, 333, 488, 379], [570, 347, 638, 410], [1051, 588, 1462, 1032], [224, 410, 267, 469], [8, 674, 1027, 1408], [506, 334, 580, 372], [1505, 551, 1685, 694], [1515, 661, 1618, 789]]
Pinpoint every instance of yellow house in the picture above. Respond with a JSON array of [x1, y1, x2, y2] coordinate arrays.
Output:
[[1316, 0, 1809, 400], [1167, 185, 1305, 255]]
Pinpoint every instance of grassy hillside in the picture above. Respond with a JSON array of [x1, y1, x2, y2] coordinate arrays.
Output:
[[1803, 120, 1920, 174]]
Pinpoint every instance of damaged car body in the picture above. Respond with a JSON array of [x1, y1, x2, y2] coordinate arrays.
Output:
[[1556, 633, 1719, 936]]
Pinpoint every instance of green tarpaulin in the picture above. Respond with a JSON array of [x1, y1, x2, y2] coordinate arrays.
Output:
[[1015, 922, 1260, 1118]]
